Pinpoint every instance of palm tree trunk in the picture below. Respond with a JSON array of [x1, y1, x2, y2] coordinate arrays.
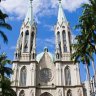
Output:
[[92, 60, 96, 82], [92, 60, 95, 75], [85, 63, 91, 95]]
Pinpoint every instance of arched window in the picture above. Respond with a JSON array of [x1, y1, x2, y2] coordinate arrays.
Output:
[[31, 32, 34, 52], [57, 31, 60, 44], [40, 92, 52, 96], [62, 30, 66, 43], [30, 90, 34, 96], [24, 30, 29, 52], [67, 90, 72, 96], [65, 66, 71, 85], [20, 32, 23, 42], [19, 32, 23, 51], [21, 32, 23, 37], [20, 66, 27, 86], [56, 53, 60, 59], [19, 90, 25, 96], [64, 45, 67, 52], [68, 32, 71, 43], [78, 89, 82, 96]]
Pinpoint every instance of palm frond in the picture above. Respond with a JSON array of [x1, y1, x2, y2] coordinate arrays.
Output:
[[0, 23, 12, 30], [0, 30, 8, 43], [0, 10, 8, 22]]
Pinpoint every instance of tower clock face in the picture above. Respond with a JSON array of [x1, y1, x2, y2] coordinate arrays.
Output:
[[39, 68, 52, 82]]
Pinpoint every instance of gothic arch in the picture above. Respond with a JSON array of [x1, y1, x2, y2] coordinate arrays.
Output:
[[78, 89, 82, 96], [30, 90, 34, 96], [19, 90, 25, 96], [40, 92, 53, 96], [25, 30, 29, 35], [20, 32, 23, 42], [67, 89, 72, 96], [56, 53, 60, 59], [24, 30, 29, 52], [21, 32, 23, 37], [68, 32, 71, 44], [57, 31, 60, 43], [20, 66, 27, 86], [62, 30, 66, 43], [65, 66, 71, 85], [19, 32, 23, 51], [64, 44, 67, 52], [31, 32, 34, 51]]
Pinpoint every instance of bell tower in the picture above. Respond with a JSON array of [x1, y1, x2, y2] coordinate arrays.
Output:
[[11, 0, 37, 95], [54, 1, 84, 96], [15, 0, 36, 61], [55, 0, 71, 61]]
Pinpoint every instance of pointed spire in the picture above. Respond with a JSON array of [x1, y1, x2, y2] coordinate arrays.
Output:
[[58, 0, 67, 24], [24, 0, 34, 26]]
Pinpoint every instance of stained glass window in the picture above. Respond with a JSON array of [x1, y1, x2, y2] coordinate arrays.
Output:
[[57, 31, 60, 44], [24, 30, 29, 52], [62, 30, 66, 43], [65, 66, 71, 85], [20, 66, 27, 86], [19, 90, 25, 96], [67, 90, 72, 96]]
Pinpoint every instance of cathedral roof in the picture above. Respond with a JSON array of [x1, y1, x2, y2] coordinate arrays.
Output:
[[58, 0, 67, 24], [24, 0, 34, 26], [36, 48, 54, 63]]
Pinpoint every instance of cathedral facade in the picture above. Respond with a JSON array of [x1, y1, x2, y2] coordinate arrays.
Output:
[[11, 0, 84, 96]]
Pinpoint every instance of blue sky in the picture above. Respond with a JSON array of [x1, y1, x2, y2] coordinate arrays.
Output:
[[0, 0, 95, 82]]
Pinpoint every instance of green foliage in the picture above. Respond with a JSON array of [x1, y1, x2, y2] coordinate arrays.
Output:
[[1, 77, 17, 96], [0, 10, 12, 44], [71, 0, 96, 65], [0, 53, 13, 78], [0, 53, 17, 96]]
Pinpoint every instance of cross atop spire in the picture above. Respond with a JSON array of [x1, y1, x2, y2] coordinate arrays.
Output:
[[57, 0, 67, 24], [24, 0, 35, 26], [59, 0, 61, 3], [30, 0, 33, 4]]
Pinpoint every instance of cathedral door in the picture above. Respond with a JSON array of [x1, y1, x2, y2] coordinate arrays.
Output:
[[40, 92, 53, 96]]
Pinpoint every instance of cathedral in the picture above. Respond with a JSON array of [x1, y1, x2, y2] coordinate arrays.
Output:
[[11, 0, 85, 96]]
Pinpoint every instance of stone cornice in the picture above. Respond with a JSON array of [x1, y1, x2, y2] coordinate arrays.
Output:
[[12, 60, 38, 64], [11, 84, 83, 89], [54, 60, 75, 64]]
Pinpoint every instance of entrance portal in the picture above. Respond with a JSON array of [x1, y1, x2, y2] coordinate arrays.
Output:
[[40, 92, 53, 96]]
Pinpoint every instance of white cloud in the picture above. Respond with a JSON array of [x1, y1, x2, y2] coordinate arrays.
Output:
[[62, 0, 89, 12], [37, 37, 55, 49], [44, 24, 54, 32], [0, 0, 89, 21]]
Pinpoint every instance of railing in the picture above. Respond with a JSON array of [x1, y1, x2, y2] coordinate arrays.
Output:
[[62, 53, 71, 61], [20, 53, 30, 61]]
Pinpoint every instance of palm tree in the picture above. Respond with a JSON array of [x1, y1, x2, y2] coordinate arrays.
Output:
[[0, 10, 12, 44], [82, 0, 96, 79], [71, 36, 93, 94], [0, 53, 13, 79], [1, 77, 17, 96], [71, 1, 96, 93], [0, 0, 12, 44], [0, 53, 16, 96], [75, 0, 96, 81]]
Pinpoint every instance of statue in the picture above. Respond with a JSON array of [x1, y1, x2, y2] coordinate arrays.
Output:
[[58, 89, 62, 96]]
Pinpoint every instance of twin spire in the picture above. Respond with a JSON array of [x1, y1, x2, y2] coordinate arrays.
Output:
[[58, 0, 67, 24], [24, 0, 34, 26], [24, 0, 67, 25]]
